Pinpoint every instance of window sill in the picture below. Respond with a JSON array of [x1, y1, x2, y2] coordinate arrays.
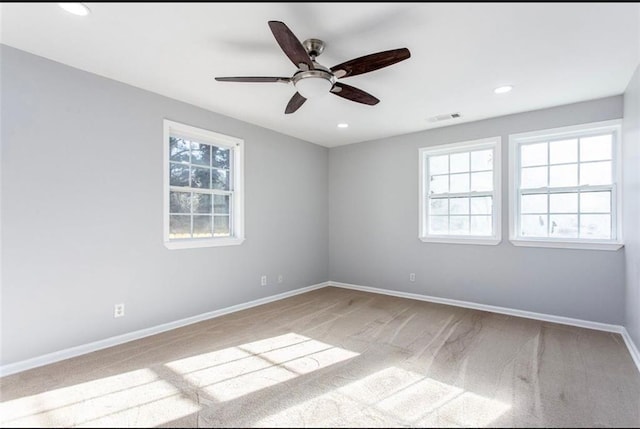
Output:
[[509, 239, 623, 251], [164, 237, 245, 250], [419, 236, 502, 246]]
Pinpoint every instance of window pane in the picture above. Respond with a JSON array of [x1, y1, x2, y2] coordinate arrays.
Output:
[[449, 216, 469, 235], [471, 149, 493, 171], [521, 194, 547, 214], [429, 198, 448, 215], [421, 139, 499, 240], [214, 194, 230, 214], [450, 197, 469, 215], [470, 216, 492, 236], [580, 135, 612, 162], [521, 214, 547, 237], [430, 174, 448, 194], [170, 191, 191, 214], [192, 193, 212, 214], [212, 169, 230, 191], [429, 155, 448, 175], [549, 164, 577, 188], [580, 161, 611, 186], [169, 163, 189, 187], [581, 191, 611, 213], [214, 215, 230, 237], [169, 215, 191, 239], [521, 142, 547, 167], [470, 171, 492, 192], [450, 173, 469, 193], [191, 142, 211, 166], [550, 214, 578, 238], [521, 166, 547, 188], [549, 193, 577, 213], [549, 139, 577, 164], [169, 137, 190, 163], [212, 147, 231, 169], [450, 152, 469, 173], [470, 196, 492, 215], [580, 215, 611, 239], [429, 216, 448, 234], [193, 215, 212, 238], [191, 166, 211, 189]]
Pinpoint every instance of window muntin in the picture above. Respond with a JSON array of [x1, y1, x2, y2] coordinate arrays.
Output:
[[510, 120, 622, 249], [420, 137, 501, 244], [164, 120, 244, 249]]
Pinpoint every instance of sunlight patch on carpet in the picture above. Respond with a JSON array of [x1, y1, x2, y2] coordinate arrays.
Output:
[[165, 332, 359, 402], [0, 368, 200, 427], [256, 366, 511, 427]]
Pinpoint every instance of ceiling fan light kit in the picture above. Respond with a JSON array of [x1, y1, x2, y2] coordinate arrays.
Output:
[[291, 68, 335, 99], [216, 20, 411, 114]]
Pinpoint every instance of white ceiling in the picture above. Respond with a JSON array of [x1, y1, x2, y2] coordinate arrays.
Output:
[[1, 3, 639, 147]]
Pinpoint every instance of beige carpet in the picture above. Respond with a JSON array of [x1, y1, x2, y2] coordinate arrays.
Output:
[[1, 286, 639, 428]]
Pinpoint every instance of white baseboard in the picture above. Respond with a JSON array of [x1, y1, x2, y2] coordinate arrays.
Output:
[[329, 281, 623, 333], [621, 328, 640, 373], [4, 280, 639, 377], [0, 282, 329, 377], [329, 281, 640, 373]]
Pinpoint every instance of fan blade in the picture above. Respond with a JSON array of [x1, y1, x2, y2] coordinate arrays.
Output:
[[215, 76, 290, 83], [330, 83, 379, 105], [331, 48, 410, 78], [285, 92, 307, 114], [268, 21, 314, 70]]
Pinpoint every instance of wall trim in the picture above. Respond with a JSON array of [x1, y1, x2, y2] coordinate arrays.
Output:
[[4, 280, 638, 377], [329, 281, 623, 333], [621, 328, 640, 374], [329, 281, 640, 373], [0, 282, 329, 377]]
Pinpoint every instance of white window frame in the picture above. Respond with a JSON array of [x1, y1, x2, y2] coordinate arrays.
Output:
[[419, 136, 502, 245], [163, 119, 245, 249], [508, 119, 623, 251]]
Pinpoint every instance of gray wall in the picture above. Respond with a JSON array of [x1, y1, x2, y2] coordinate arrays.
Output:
[[623, 64, 640, 347], [329, 96, 626, 324], [0, 45, 329, 365], [1, 44, 632, 367]]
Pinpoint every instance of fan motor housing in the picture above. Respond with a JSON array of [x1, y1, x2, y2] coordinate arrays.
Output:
[[291, 69, 336, 86]]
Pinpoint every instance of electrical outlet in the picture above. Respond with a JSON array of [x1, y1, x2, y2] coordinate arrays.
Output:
[[277, 274, 283, 284], [409, 273, 416, 282], [261, 275, 267, 286], [114, 303, 125, 318]]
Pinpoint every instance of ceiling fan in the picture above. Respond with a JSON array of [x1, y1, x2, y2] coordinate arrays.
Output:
[[215, 21, 411, 114]]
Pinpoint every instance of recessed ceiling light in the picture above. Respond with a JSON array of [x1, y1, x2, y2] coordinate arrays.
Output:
[[58, 3, 91, 16], [494, 85, 513, 94], [337, 123, 349, 128]]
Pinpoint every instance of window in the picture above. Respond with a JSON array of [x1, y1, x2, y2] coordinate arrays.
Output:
[[509, 120, 622, 250], [163, 120, 244, 249], [419, 137, 502, 245]]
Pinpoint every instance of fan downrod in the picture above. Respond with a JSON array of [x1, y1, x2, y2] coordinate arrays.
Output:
[[302, 39, 325, 59]]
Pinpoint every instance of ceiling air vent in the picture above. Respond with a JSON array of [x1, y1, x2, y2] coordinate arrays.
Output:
[[428, 112, 462, 122]]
